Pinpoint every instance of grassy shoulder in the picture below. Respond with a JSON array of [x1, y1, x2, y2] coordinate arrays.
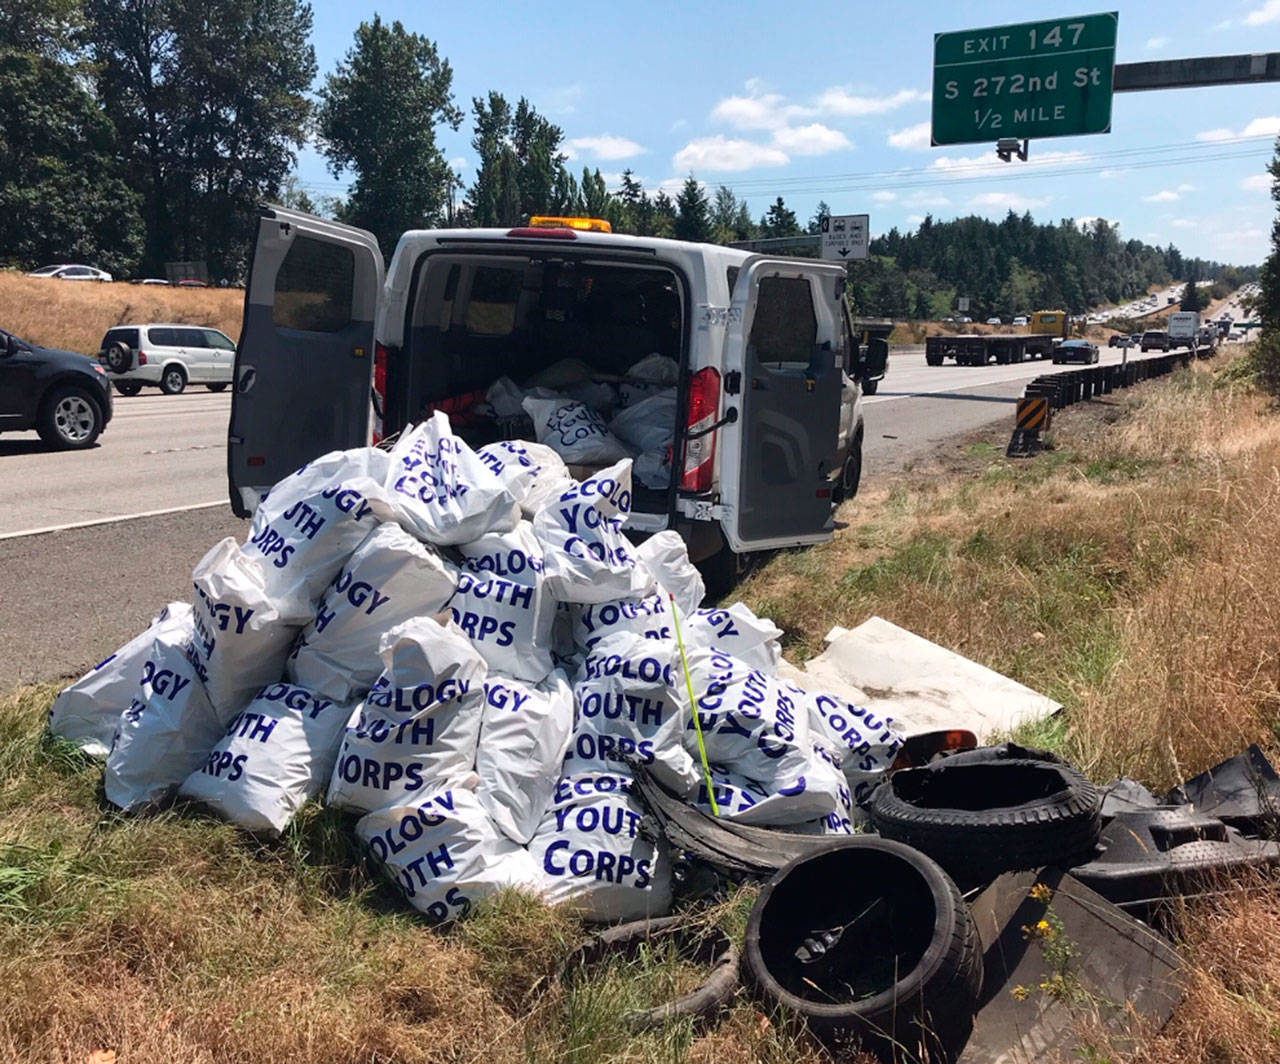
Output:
[[5, 349, 1280, 1062], [0, 271, 243, 355]]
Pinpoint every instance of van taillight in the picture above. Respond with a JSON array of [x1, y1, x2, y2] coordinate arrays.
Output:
[[137, 350, 147, 365], [681, 366, 720, 494], [372, 342, 387, 444]]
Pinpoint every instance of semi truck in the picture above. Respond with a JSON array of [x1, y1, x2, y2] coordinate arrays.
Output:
[[924, 310, 1071, 367]]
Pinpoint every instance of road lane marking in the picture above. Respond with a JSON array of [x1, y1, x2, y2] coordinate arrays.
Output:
[[0, 500, 232, 541]]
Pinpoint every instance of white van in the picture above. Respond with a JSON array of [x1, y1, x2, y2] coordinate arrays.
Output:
[[227, 208, 884, 590]]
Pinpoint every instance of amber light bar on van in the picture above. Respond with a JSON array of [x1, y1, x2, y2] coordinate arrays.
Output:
[[527, 215, 612, 232]]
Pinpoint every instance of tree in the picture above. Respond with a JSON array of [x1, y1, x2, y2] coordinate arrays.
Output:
[[759, 196, 800, 238], [651, 190, 677, 238], [0, 49, 142, 275], [467, 92, 567, 226], [87, 0, 316, 278], [674, 176, 710, 242], [1180, 277, 1203, 313], [1247, 140, 1280, 394], [318, 16, 460, 256], [615, 169, 651, 234], [807, 200, 830, 235]]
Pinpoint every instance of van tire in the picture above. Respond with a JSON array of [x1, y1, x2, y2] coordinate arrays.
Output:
[[699, 541, 747, 600], [114, 381, 142, 397], [833, 430, 863, 505], [159, 365, 187, 395]]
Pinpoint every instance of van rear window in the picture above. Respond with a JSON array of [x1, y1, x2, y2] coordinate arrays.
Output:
[[464, 267, 521, 336], [272, 235, 355, 333], [749, 276, 816, 368]]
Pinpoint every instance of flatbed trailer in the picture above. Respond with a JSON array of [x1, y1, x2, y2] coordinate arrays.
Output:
[[924, 332, 1058, 367]]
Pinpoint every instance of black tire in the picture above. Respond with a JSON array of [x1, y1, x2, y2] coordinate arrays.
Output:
[[36, 386, 104, 450], [862, 378, 879, 395], [102, 340, 133, 373], [868, 758, 1101, 887], [698, 538, 750, 600], [159, 364, 187, 395], [206, 382, 228, 392], [114, 380, 142, 397], [743, 838, 982, 1061], [833, 429, 863, 505], [925, 352, 943, 367]]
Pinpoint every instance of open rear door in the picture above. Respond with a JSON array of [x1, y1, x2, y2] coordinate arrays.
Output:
[[227, 206, 384, 516], [719, 257, 846, 552]]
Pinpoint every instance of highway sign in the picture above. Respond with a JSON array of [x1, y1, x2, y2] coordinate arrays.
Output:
[[932, 12, 1118, 146], [819, 214, 869, 261]]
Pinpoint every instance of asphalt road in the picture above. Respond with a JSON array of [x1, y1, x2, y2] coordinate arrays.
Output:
[[0, 341, 1238, 690]]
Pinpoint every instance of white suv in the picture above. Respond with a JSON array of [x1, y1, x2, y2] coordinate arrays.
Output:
[[98, 323, 237, 396]]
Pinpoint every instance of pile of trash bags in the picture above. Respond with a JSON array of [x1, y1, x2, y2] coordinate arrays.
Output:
[[49, 410, 904, 925]]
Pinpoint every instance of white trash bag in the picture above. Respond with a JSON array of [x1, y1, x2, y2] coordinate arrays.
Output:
[[325, 617, 487, 815], [690, 738, 848, 826], [619, 353, 679, 407], [533, 460, 656, 604], [384, 411, 520, 546], [179, 682, 351, 835], [636, 531, 705, 615], [521, 396, 631, 465], [243, 448, 393, 615], [802, 689, 904, 806], [475, 671, 575, 844], [565, 631, 697, 795], [528, 772, 672, 922], [633, 449, 673, 491], [358, 776, 541, 925], [608, 390, 676, 455], [684, 602, 783, 675], [451, 522, 555, 682], [571, 594, 680, 655], [684, 646, 813, 792], [49, 602, 193, 759], [104, 637, 223, 812], [188, 538, 307, 722], [288, 523, 457, 702], [476, 439, 575, 519]]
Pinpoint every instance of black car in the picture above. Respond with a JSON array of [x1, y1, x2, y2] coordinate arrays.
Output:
[[0, 328, 114, 448], [1052, 339, 1099, 364]]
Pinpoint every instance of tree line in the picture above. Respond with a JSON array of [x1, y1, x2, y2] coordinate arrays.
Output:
[[0, 1, 1261, 309]]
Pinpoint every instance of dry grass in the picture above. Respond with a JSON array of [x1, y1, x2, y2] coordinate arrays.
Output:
[[5, 350, 1280, 1062], [0, 270, 243, 355]]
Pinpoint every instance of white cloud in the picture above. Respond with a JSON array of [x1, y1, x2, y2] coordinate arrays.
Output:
[[906, 214, 925, 225], [929, 149, 1086, 177], [672, 136, 789, 172], [887, 121, 932, 151], [562, 135, 645, 161], [711, 91, 809, 130], [546, 83, 584, 116], [1245, 0, 1280, 24], [1244, 116, 1280, 137], [771, 123, 851, 155], [1242, 172, 1272, 191], [1196, 116, 1280, 141], [1170, 218, 1197, 228], [871, 191, 897, 203], [1142, 190, 1180, 202], [1177, 183, 1196, 193], [969, 192, 1049, 211], [1146, 35, 1169, 49], [448, 157, 467, 171], [816, 87, 928, 117]]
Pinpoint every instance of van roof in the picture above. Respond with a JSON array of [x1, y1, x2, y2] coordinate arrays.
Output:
[[391, 226, 755, 265]]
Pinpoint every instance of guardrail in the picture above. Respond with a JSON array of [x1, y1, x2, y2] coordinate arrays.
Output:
[[1008, 349, 1201, 456]]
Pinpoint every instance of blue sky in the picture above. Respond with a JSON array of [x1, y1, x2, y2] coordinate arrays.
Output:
[[295, 0, 1280, 265]]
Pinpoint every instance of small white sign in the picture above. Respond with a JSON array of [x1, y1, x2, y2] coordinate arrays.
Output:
[[819, 214, 869, 261], [958, 296, 970, 312]]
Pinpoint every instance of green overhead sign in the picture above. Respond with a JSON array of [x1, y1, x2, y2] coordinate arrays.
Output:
[[932, 12, 1118, 146]]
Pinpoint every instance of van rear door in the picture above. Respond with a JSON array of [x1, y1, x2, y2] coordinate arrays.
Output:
[[719, 257, 846, 552], [227, 207, 384, 516]]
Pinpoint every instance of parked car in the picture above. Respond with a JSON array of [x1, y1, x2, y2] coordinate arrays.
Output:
[[1052, 339, 1099, 364], [985, 317, 1002, 325], [0, 327, 113, 448], [229, 206, 889, 594], [1140, 330, 1172, 352], [26, 264, 113, 282], [98, 323, 237, 395]]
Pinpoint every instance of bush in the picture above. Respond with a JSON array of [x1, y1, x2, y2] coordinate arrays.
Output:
[[1248, 333, 1280, 397]]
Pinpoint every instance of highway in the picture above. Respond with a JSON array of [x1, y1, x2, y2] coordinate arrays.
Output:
[[0, 337, 1245, 691]]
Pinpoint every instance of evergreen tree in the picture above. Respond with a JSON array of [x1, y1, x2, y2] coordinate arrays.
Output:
[[615, 169, 651, 234], [807, 200, 831, 235], [674, 176, 711, 242], [651, 190, 677, 238], [317, 16, 460, 257], [1247, 141, 1280, 393], [759, 196, 800, 238], [1181, 277, 1203, 312], [466, 92, 567, 226]]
